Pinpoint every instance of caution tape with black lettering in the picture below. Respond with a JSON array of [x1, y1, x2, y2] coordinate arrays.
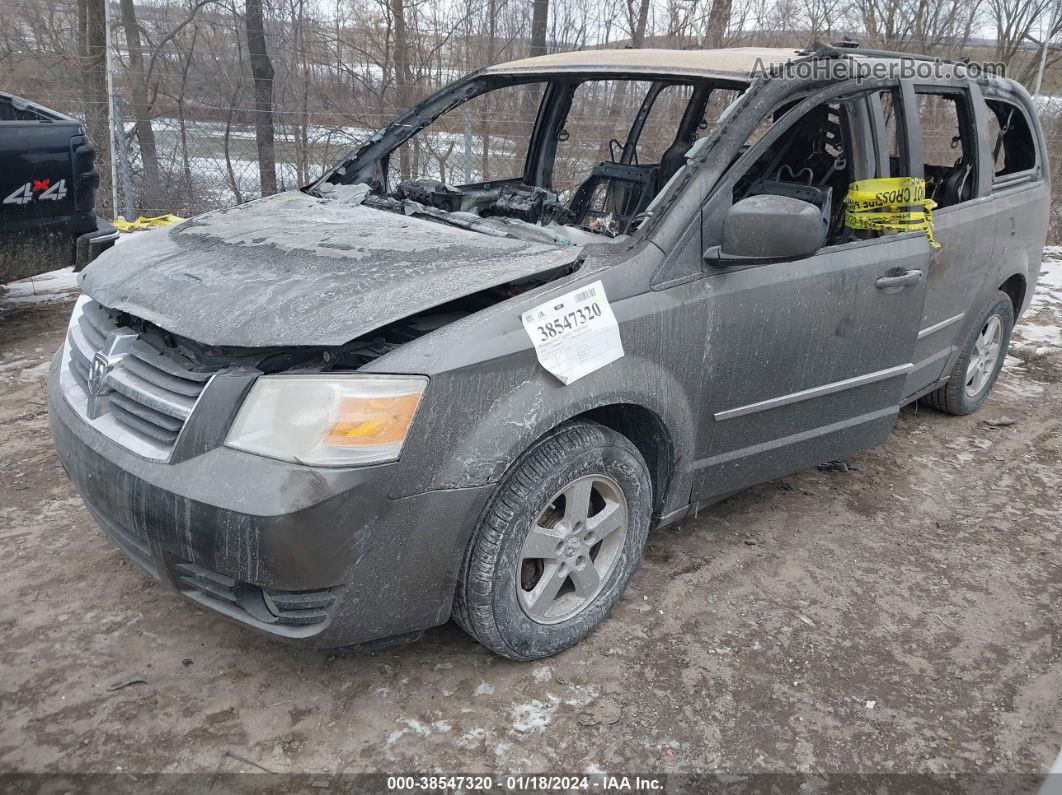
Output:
[[843, 177, 940, 249]]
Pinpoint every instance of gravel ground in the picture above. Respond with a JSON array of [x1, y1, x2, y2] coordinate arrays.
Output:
[[1, 254, 1060, 784]]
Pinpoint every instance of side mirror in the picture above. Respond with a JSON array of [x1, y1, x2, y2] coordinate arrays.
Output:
[[704, 194, 827, 265]]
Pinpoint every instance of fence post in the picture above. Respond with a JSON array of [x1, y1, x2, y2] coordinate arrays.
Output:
[[103, 0, 119, 218], [112, 95, 136, 220], [464, 108, 473, 184]]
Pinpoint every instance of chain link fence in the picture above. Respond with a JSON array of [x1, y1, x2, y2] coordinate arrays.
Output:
[[103, 86, 1062, 246]]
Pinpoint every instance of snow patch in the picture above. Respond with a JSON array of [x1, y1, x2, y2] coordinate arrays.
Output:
[[18, 361, 51, 381], [1011, 253, 1062, 358], [512, 698, 561, 732], [532, 666, 552, 682], [3, 267, 78, 304], [456, 727, 486, 749]]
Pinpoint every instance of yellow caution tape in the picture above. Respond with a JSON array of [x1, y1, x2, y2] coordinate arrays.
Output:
[[112, 214, 185, 232], [844, 177, 940, 249]]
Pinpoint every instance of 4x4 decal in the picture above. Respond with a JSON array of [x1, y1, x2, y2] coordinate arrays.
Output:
[[3, 178, 68, 205]]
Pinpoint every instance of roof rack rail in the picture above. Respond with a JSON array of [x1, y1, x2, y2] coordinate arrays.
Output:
[[800, 40, 971, 67]]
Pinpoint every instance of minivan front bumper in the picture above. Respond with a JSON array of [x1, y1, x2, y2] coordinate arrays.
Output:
[[47, 353, 493, 648]]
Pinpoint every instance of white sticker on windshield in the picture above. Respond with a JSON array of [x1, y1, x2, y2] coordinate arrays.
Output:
[[522, 280, 624, 385]]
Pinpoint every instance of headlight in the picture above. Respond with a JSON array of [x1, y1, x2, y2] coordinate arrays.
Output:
[[224, 374, 427, 466]]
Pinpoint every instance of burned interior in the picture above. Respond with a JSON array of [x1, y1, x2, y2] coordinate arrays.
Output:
[[314, 73, 748, 244]]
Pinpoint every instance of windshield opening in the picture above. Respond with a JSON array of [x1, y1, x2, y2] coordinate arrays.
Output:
[[317, 75, 744, 246]]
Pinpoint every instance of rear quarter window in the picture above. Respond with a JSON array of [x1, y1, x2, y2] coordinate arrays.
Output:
[[985, 99, 1038, 177]]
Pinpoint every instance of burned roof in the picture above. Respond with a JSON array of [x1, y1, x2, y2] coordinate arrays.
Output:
[[485, 48, 803, 79]]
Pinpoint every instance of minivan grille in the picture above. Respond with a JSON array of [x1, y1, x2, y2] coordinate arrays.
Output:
[[63, 298, 215, 456]]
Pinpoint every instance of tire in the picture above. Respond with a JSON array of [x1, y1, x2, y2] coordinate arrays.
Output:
[[453, 420, 652, 660], [922, 290, 1014, 416]]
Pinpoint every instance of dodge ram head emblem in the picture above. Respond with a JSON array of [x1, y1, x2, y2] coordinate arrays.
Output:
[[86, 332, 137, 418]]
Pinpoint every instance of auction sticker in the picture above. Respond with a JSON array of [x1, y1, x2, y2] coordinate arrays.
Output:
[[521, 280, 624, 385]]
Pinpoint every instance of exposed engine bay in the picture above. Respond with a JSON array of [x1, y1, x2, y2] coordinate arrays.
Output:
[[101, 257, 577, 376], [384, 179, 620, 245], [321, 178, 631, 247]]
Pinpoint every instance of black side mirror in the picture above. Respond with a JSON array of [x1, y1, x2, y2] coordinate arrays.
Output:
[[704, 194, 827, 265]]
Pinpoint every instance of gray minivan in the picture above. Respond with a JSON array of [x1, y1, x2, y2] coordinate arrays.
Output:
[[48, 44, 1049, 660]]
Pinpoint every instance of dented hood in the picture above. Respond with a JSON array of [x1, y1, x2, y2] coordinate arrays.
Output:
[[80, 191, 580, 347]]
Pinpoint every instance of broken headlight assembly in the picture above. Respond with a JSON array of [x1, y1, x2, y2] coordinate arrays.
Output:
[[224, 374, 428, 467]]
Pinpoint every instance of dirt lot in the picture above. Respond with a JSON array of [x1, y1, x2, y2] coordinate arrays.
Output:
[[1, 261, 1061, 783]]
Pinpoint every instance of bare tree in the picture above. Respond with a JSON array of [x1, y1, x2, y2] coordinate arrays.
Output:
[[530, 0, 549, 55], [705, 0, 733, 47], [626, 0, 652, 45], [78, 0, 111, 214], [989, 0, 1051, 65], [391, 0, 414, 178], [245, 0, 278, 196], [119, 0, 162, 211]]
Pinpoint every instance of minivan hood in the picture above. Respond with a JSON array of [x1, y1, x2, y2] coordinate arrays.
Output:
[[80, 191, 581, 347]]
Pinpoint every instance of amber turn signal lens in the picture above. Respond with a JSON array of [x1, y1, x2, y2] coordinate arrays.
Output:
[[324, 392, 423, 447]]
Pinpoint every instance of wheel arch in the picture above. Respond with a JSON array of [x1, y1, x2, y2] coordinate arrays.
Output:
[[576, 402, 675, 516], [999, 272, 1027, 317]]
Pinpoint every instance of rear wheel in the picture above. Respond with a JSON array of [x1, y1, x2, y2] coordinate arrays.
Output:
[[453, 421, 652, 660], [922, 290, 1014, 416]]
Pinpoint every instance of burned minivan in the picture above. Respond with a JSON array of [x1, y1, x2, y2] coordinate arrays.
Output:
[[49, 45, 1049, 659]]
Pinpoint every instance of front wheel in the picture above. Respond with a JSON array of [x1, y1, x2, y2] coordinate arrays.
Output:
[[922, 290, 1014, 416], [453, 421, 652, 660]]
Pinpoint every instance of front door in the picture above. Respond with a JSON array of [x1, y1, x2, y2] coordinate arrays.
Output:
[[686, 87, 932, 503], [692, 234, 930, 502]]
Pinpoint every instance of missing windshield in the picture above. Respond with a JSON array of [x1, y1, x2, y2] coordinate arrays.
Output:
[[315, 75, 742, 245]]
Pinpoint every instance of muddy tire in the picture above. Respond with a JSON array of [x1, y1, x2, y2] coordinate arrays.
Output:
[[453, 420, 652, 661], [922, 290, 1014, 416]]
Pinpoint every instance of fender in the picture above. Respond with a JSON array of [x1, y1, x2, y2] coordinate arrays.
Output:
[[369, 258, 701, 509]]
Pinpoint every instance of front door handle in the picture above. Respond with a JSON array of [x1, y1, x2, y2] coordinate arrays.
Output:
[[875, 269, 923, 290]]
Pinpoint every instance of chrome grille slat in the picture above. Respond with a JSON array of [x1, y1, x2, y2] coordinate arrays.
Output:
[[109, 401, 181, 444], [68, 333, 91, 374], [109, 391, 185, 432], [123, 353, 207, 397], [108, 366, 195, 421], [70, 356, 89, 388], [68, 322, 97, 365], [127, 341, 212, 383], [77, 310, 106, 350], [61, 297, 217, 458]]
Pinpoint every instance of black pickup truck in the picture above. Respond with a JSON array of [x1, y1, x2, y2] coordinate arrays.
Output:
[[1, 91, 117, 284]]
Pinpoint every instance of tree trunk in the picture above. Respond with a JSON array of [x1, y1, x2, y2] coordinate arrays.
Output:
[[530, 0, 549, 56], [704, 0, 732, 48], [244, 0, 277, 196], [119, 0, 161, 212], [391, 0, 413, 180], [79, 0, 111, 214], [631, 0, 650, 46], [481, 0, 496, 180], [176, 24, 199, 208], [224, 84, 245, 205]]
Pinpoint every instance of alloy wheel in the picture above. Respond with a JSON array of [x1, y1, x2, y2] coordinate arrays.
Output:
[[965, 314, 1003, 398], [516, 474, 628, 625]]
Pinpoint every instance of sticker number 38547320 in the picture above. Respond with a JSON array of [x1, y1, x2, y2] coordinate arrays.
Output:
[[521, 280, 625, 385], [4, 179, 68, 205]]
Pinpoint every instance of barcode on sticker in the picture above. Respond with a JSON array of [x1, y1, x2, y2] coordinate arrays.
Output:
[[574, 286, 597, 302]]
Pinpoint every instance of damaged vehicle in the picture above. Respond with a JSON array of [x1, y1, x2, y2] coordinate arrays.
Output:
[[49, 44, 1049, 660]]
